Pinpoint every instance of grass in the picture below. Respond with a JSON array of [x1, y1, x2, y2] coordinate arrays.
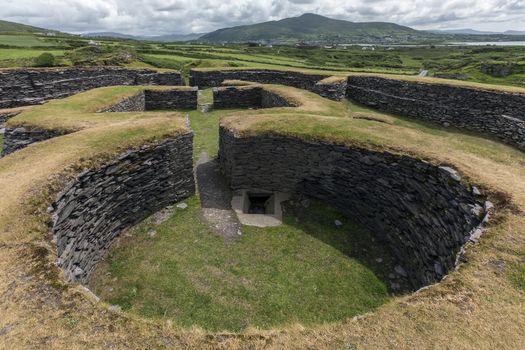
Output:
[[508, 263, 525, 291], [188, 90, 222, 157], [0, 34, 59, 47], [0, 48, 66, 68], [1, 35, 524, 89], [1, 80, 525, 348], [91, 196, 393, 332], [0, 48, 64, 59], [0, 49, 64, 61], [5, 85, 193, 131]]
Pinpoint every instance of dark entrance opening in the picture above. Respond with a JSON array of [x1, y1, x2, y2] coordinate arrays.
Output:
[[247, 193, 275, 214]]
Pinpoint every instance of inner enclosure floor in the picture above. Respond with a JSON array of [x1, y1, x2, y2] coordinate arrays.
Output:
[[90, 195, 397, 332]]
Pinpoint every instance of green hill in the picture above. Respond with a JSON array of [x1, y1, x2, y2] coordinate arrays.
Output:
[[0, 19, 60, 34], [200, 13, 434, 44]]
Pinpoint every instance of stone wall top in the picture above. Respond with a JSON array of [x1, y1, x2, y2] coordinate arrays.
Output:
[[190, 69, 348, 101], [346, 76, 525, 149], [0, 67, 184, 109]]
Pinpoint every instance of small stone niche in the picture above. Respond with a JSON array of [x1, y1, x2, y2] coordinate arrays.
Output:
[[231, 189, 290, 227]]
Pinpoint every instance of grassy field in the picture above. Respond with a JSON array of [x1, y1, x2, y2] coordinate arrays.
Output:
[[0, 31, 523, 88], [0, 34, 60, 47], [0, 48, 64, 59], [91, 195, 393, 331]]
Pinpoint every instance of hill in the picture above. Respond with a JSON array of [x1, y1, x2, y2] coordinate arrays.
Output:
[[0, 19, 60, 34], [430, 28, 525, 35], [82, 32, 136, 40], [199, 13, 432, 44], [83, 32, 204, 42]]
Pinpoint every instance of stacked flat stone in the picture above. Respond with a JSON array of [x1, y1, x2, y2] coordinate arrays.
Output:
[[191, 69, 347, 101], [346, 76, 525, 149], [51, 135, 195, 284], [2, 88, 198, 157], [1, 127, 64, 156], [144, 88, 198, 110], [213, 86, 296, 109], [219, 127, 488, 289], [0, 110, 21, 124], [0, 67, 184, 108], [313, 79, 348, 100]]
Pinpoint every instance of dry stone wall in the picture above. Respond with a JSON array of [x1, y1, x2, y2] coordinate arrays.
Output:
[[2, 88, 198, 157], [346, 76, 525, 149], [0, 110, 21, 124], [313, 79, 348, 100], [98, 92, 146, 113], [1, 127, 65, 156], [190, 69, 346, 101], [0, 67, 184, 109], [219, 127, 488, 289], [145, 88, 198, 110], [51, 135, 195, 284], [213, 86, 296, 109]]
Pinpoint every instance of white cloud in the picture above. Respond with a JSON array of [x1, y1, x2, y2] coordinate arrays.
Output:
[[0, 0, 523, 35]]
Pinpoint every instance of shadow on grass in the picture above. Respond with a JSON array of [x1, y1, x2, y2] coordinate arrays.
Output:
[[281, 196, 405, 293]]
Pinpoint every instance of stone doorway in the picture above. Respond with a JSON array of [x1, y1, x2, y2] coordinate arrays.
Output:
[[231, 189, 290, 227]]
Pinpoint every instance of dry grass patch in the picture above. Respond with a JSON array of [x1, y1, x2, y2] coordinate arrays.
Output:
[[318, 75, 347, 84], [221, 79, 260, 86]]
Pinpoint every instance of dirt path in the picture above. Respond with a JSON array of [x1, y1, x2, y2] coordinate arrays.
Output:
[[195, 151, 242, 244]]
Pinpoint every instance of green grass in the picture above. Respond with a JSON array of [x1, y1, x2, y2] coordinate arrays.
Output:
[[1, 33, 524, 88], [0, 34, 59, 47], [188, 89, 226, 157], [507, 263, 525, 291], [90, 94, 394, 332], [0, 48, 64, 59], [91, 196, 393, 332]]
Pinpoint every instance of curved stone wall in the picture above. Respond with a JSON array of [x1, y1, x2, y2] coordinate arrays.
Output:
[[190, 69, 346, 101], [219, 127, 487, 289], [0, 67, 184, 109], [1, 127, 65, 156], [312, 78, 348, 100], [98, 88, 198, 113], [213, 86, 296, 109], [50, 134, 195, 284], [2, 88, 198, 157], [346, 76, 525, 149], [144, 88, 198, 110], [0, 110, 22, 124]]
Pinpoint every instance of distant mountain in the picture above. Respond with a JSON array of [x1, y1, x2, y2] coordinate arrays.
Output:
[[504, 30, 525, 35], [199, 13, 431, 44], [83, 32, 136, 39], [83, 32, 204, 42], [0, 19, 61, 34], [429, 28, 501, 35], [430, 28, 525, 36], [151, 33, 205, 42]]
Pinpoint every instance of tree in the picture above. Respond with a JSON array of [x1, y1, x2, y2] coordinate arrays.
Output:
[[34, 52, 55, 67]]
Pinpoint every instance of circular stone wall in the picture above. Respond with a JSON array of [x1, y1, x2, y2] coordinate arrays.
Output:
[[219, 127, 489, 289], [50, 135, 195, 284]]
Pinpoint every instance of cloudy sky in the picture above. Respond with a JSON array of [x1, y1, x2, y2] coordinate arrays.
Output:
[[1, 0, 524, 35]]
